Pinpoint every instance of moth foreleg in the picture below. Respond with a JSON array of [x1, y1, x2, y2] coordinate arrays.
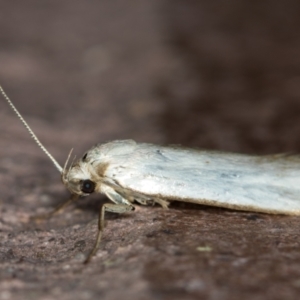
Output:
[[84, 186, 134, 263], [31, 194, 78, 221]]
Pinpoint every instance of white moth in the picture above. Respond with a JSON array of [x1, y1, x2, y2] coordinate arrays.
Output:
[[1, 85, 300, 263]]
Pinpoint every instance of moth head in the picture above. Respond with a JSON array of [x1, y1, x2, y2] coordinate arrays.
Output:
[[61, 149, 96, 196]]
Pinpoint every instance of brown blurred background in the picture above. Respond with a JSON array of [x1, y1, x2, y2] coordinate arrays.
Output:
[[1, 1, 300, 300]]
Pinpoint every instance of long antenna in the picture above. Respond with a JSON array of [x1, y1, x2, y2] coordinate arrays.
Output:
[[0, 85, 63, 173]]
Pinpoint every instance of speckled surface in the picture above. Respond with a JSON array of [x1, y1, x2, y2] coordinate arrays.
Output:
[[1, 1, 300, 299]]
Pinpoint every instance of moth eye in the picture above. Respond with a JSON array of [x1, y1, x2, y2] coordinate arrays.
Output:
[[81, 179, 95, 194], [82, 153, 88, 161]]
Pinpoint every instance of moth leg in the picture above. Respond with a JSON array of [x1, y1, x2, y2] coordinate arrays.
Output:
[[31, 194, 78, 221], [134, 197, 169, 208], [134, 198, 154, 206], [154, 198, 170, 209], [84, 186, 134, 264]]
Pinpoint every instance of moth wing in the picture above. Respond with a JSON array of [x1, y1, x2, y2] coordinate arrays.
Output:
[[101, 142, 300, 215]]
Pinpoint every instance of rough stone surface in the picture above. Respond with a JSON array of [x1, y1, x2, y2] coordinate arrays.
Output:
[[1, 1, 300, 299]]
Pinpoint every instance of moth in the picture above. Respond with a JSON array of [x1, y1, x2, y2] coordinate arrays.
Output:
[[1, 85, 300, 263]]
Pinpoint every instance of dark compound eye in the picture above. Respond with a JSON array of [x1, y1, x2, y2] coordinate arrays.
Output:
[[81, 179, 95, 194]]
